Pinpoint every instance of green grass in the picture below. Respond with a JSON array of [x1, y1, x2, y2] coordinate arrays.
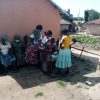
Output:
[[57, 80, 66, 88], [35, 92, 44, 97], [76, 85, 82, 88]]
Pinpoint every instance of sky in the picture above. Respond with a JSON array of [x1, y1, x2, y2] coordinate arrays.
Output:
[[52, 0, 100, 17]]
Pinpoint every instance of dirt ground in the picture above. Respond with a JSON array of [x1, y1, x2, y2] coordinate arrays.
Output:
[[0, 53, 100, 100]]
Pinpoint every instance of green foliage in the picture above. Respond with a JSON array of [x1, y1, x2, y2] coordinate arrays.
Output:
[[74, 34, 100, 50], [84, 10, 89, 22], [57, 80, 66, 88], [35, 92, 44, 97], [84, 9, 100, 22], [73, 17, 84, 21], [61, 9, 73, 22], [74, 35, 100, 45]]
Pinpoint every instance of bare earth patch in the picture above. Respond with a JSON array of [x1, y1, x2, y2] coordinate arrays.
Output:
[[0, 55, 100, 100]]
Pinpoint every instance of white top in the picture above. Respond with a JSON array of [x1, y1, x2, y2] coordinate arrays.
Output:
[[42, 36, 48, 44], [0, 42, 11, 55], [30, 34, 34, 38]]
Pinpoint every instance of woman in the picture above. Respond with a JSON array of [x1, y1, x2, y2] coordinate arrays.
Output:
[[40, 30, 56, 75], [25, 42, 40, 65], [25, 25, 43, 66], [25, 37, 41, 66], [30, 25, 43, 44], [55, 30, 76, 74]]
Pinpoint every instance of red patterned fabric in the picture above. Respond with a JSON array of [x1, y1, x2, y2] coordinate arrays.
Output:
[[25, 44, 39, 65], [40, 38, 55, 72]]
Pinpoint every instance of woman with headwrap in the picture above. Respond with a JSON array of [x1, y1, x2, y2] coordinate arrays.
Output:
[[30, 25, 43, 44], [25, 25, 43, 66]]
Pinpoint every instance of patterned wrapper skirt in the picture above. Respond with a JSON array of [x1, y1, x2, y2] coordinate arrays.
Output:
[[55, 48, 72, 68], [25, 45, 39, 65]]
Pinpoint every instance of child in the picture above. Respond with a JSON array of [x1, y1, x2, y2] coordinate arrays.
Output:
[[12, 34, 23, 68], [22, 35, 31, 65], [55, 30, 76, 74], [0, 34, 15, 73]]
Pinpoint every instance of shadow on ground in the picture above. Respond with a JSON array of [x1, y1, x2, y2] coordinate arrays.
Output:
[[0, 54, 99, 89]]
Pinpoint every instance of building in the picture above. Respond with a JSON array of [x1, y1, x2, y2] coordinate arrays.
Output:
[[60, 19, 70, 31], [87, 19, 100, 36], [0, 0, 69, 39]]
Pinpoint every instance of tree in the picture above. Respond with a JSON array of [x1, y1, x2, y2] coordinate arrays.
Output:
[[67, 9, 70, 15], [84, 10, 89, 22], [61, 9, 73, 22], [73, 17, 84, 21], [84, 9, 100, 22]]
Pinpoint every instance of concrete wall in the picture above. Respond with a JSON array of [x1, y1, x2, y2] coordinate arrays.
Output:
[[87, 24, 100, 36], [0, 0, 60, 39]]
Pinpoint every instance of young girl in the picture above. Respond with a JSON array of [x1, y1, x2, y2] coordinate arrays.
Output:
[[55, 30, 76, 74], [0, 34, 15, 73]]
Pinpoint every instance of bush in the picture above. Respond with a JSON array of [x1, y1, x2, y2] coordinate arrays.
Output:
[[73, 35, 100, 50]]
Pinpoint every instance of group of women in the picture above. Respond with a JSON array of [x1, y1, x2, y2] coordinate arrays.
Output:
[[0, 24, 76, 76]]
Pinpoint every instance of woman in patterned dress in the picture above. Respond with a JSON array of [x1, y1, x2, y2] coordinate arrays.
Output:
[[25, 25, 43, 66], [40, 30, 56, 75]]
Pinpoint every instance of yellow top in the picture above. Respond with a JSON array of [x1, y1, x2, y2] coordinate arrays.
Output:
[[60, 35, 73, 49]]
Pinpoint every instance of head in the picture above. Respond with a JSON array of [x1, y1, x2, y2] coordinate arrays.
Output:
[[36, 25, 43, 32], [0, 33, 8, 44], [24, 35, 29, 42], [46, 30, 53, 39], [61, 29, 69, 35], [44, 31, 48, 36], [14, 34, 21, 43], [1, 38, 6, 45]]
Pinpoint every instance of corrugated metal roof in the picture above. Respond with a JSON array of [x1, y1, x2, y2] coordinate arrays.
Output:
[[60, 19, 70, 24]]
